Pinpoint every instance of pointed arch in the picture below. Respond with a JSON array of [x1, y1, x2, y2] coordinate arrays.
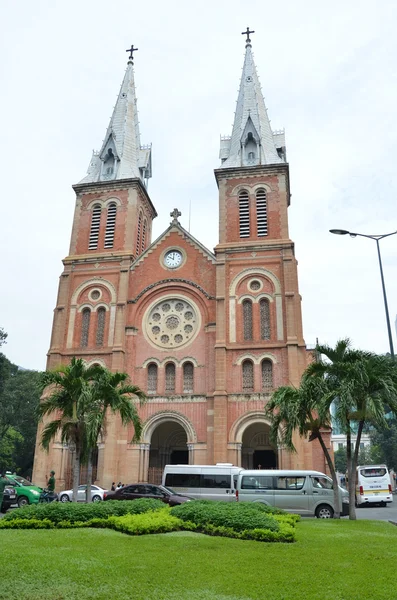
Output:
[[141, 218, 147, 253], [88, 204, 101, 250]]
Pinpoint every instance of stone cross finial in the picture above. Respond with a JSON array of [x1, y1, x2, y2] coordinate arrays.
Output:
[[170, 208, 181, 224], [126, 44, 138, 62], [241, 27, 255, 45]]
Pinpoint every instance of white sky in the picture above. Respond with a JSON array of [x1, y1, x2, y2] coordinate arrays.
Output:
[[1, 0, 396, 370]]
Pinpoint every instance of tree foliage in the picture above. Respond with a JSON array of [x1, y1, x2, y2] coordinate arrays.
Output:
[[370, 418, 397, 470]]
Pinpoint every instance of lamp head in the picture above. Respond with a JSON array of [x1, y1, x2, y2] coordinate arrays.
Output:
[[329, 229, 350, 235]]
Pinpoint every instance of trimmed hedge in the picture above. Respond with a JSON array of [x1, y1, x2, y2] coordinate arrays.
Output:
[[170, 500, 280, 532], [0, 500, 299, 542], [2, 499, 163, 524]]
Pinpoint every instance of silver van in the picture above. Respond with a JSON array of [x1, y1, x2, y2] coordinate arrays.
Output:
[[236, 469, 349, 518], [162, 464, 244, 501]]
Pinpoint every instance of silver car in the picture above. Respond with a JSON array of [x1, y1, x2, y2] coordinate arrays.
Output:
[[59, 484, 107, 503]]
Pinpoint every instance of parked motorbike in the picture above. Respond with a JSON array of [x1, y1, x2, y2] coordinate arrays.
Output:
[[39, 489, 58, 503]]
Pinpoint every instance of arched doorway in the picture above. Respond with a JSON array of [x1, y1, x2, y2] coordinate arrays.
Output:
[[148, 421, 188, 483], [241, 422, 277, 470]]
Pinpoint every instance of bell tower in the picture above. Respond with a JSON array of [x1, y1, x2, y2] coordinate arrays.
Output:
[[213, 29, 308, 468]]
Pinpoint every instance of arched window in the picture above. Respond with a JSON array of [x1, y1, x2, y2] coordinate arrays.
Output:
[[165, 363, 176, 394], [104, 203, 117, 248], [243, 299, 253, 341], [96, 307, 106, 347], [183, 362, 194, 393], [80, 308, 91, 347], [260, 298, 270, 340], [242, 360, 254, 392], [88, 204, 101, 250], [136, 211, 143, 255], [147, 363, 158, 394], [141, 219, 147, 253], [239, 190, 250, 238], [262, 360, 273, 391], [256, 189, 267, 236]]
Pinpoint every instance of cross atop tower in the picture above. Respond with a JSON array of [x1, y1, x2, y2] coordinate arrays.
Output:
[[170, 208, 181, 224], [241, 27, 255, 46], [126, 44, 138, 62]]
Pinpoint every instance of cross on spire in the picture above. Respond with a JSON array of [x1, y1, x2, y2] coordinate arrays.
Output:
[[170, 208, 181, 224], [126, 44, 138, 62], [241, 27, 255, 45]]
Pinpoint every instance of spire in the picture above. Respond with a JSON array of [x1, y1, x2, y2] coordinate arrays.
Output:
[[79, 47, 152, 187], [220, 29, 286, 168]]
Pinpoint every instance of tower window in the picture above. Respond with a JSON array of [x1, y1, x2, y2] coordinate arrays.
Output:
[[262, 359, 273, 391], [80, 308, 91, 347], [141, 219, 147, 253], [183, 362, 194, 393], [256, 189, 267, 236], [96, 307, 106, 347], [242, 360, 254, 392], [136, 211, 143, 255], [88, 204, 101, 250], [242, 299, 253, 341], [248, 151, 255, 160], [260, 298, 270, 340], [104, 203, 117, 249], [239, 190, 250, 238], [147, 363, 158, 394], [165, 363, 176, 394]]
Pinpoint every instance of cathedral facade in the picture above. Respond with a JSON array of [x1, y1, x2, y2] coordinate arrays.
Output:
[[33, 34, 326, 491]]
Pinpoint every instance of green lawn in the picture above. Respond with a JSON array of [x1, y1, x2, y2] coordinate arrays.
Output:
[[1, 520, 397, 600]]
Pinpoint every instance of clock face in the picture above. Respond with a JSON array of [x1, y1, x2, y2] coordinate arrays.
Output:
[[164, 250, 182, 269]]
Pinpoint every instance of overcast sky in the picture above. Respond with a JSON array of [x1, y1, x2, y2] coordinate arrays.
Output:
[[1, 0, 396, 370]]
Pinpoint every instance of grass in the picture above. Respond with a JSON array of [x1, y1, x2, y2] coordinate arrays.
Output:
[[1, 520, 397, 600]]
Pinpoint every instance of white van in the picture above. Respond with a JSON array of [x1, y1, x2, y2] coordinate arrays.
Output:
[[162, 464, 244, 501], [355, 465, 393, 507], [236, 469, 349, 518]]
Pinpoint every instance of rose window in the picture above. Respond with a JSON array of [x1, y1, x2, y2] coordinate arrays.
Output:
[[145, 298, 199, 348]]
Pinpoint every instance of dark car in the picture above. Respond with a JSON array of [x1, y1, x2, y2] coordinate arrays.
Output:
[[1, 485, 17, 513], [104, 483, 193, 506]]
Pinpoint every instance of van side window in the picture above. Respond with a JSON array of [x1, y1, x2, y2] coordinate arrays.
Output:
[[276, 477, 305, 490], [165, 473, 201, 488], [311, 476, 333, 490], [202, 474, 231, 489], [241, 475, 273, 490]]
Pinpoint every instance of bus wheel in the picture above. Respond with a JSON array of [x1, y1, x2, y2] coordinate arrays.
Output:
[[315, 504, 334, 519]]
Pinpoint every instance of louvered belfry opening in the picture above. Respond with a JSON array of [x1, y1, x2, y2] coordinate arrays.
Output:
[[88, 204, 101, 250], [136, 211, 142, 255], [141, 219, 147, 253], [104, 203, 117, 248], [256, 189, 267, 236], [239, 190, 250, 238]]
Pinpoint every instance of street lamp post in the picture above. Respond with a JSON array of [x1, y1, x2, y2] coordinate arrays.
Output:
[[330, 228, 396, 360]]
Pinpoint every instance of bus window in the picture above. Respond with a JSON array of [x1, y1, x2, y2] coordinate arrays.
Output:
[[360, 468, 387, 478]]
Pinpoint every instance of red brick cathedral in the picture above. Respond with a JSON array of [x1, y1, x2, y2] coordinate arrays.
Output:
[[33, 33, 324, 490]]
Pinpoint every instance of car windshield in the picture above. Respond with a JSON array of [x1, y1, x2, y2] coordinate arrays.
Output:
[[159, 485, 175, 495], [9, 475, 32, 486]]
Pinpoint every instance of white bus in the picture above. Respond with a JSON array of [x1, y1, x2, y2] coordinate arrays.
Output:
[[162, 464, 244, 501], [355, 465, 393, 507], [236, 469, 350, 518]]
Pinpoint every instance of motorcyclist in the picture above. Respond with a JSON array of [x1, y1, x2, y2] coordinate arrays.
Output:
[[47, 470, 56, 493], [0, 472, 8, 513]]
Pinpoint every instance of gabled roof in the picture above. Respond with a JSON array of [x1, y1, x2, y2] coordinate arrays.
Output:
[[220, 37, 285, 168], [131, 219, 216, 271]]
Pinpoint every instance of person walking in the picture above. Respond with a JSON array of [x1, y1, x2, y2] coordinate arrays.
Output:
[[0, 472, 8, 514]]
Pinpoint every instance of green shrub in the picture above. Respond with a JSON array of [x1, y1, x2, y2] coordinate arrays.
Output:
[[108, 508, 183, 535], [170, 501, 280, 532], [2, 499, 163, 524], [0, 518, 54, 529]]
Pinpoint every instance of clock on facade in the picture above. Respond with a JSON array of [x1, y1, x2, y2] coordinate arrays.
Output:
[[164, 249, 183, 269]]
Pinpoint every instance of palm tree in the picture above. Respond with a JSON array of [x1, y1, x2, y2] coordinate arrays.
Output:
[[82, 370, 146, 502], [265, 376, 342, 518], [39, 358, 102, 501], [307, 339, 397, 519]]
